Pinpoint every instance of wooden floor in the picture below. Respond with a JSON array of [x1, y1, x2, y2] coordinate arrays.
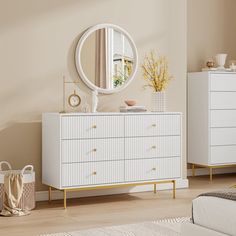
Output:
[[0, 174, 235, 236]]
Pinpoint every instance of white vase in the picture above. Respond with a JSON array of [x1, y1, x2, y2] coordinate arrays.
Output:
[[215, 54, 227, 70], [151, 91, 166, 112], [91, 90, 98, 113]]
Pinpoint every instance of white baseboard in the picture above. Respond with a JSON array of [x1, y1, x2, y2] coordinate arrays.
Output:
[[187, 167, 236, 177], [36, 179, 189, 202]]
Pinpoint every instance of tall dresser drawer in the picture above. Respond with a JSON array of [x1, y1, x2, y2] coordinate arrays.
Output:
[[211, 110, 236, 127], [211, 146, 236, 164], [62, 138, 124, 163], [125, 114, 181, 137], [61, 116, 124, 139], [211, 128, 236, 146], [210, 92, 236, 109], [210, 74, 236, 91], [62, 161, 124, 187], [125, 157, 181, 182], [125, 136, 180, 159]]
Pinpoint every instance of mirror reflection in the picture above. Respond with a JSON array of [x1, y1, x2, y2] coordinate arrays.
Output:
[[80, 27, 135, 90]]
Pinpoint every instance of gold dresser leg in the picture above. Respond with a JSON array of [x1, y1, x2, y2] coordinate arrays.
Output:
[[64, 189, 67, 209], [172, 180, 176, 199], [209, 167, 213, 182], [154, 183, 157, 194], [192, 164, 195, 177], [48, 186, 52, 202]]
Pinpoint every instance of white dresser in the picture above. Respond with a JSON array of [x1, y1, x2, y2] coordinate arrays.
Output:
[[188, 72, 236, 180], [42, 112, 182, 208]]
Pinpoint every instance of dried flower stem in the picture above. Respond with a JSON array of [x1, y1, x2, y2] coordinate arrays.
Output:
[[141, 51, 173, 92]]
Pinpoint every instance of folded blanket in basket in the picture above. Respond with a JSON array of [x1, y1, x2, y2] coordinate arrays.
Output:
[[0, 171, 29, 216]]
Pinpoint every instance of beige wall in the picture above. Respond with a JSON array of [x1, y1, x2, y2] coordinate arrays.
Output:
[[188, 0, 236, 72], [187, 0, 236, 170], [0, 0, 187, 191]]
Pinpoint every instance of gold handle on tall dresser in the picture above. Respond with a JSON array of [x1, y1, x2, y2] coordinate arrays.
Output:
[[152, 124, 157, 127], [92, 148, 97, 152], [151, 145, 157, 149], [152, 167, 157, 171], [92, 171, 97, 175], [92, 125, 97, 129]]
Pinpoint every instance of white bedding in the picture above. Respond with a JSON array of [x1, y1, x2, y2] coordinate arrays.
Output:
[[192, 196, 236, 236]]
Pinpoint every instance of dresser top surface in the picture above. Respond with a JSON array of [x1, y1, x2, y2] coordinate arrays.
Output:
[[188, 71, 236, 75], [43, 112, 182, 117]]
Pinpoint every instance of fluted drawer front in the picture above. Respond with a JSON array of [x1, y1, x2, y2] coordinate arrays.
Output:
[[125, 114, 181, 137], [125, 157, 181, 182], [61, 116, 124, 139], [62, 138, 124, 163], [62, 161, 124, 187], [125, 136, 180, 159]]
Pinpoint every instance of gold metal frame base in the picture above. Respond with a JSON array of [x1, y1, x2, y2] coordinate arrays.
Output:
[[190, 163, 236, 181], [48, 180, 176, 209]]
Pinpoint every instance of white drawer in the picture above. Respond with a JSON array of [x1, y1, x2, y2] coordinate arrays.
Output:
[[125, 157, 181, 182], [62, 138, 124, 163], [62, 161, 124, 187], [125, 114, 181, 137], [211, 110, 236, 127], [210, 73, 236, 91], [211, 146, 236, 164], [210, 92, 236, 109], [61, 116, 124, 139], [211, 128, 236, 146], [125, 136, 180, 159]]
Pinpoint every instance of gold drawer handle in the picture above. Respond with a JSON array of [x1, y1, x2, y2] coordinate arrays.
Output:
[[92, 125, 97, 129], [152, 167, 157, 171], [152, 124, 157, 127], [92, 171, 97, 175], [93, 148, 97, 152], [152, 145, 157, 149]]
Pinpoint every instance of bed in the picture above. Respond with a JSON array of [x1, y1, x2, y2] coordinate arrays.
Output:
[[182, 189, 236, 236]]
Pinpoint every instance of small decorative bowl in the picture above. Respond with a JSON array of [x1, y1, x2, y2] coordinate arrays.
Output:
[[125, 100, 137, 106], [206, 60, 215, 68]]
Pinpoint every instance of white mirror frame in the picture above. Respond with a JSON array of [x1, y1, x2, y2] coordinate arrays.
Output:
[[75, 23, 138, 94]]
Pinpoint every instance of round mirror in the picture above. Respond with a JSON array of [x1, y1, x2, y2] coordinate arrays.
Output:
[[75, 24, 138, 94]]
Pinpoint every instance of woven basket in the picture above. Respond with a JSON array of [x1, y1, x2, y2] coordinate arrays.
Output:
[[0, 161, 35, 211]]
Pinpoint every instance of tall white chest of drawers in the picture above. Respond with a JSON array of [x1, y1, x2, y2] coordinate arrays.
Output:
[[42, 112, 182, 208], [188, 72, 236, 179]]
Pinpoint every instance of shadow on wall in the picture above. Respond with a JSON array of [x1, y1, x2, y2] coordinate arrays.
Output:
[[0, 122, 47, 191], [0, 0, 103, 32], [67, 30, 91, 96]]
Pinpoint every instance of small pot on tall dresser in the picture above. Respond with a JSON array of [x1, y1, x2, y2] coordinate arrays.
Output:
[[42, 112, 183, 208]]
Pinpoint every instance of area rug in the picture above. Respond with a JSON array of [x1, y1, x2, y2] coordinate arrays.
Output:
[[40, 217, 191, 236]]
